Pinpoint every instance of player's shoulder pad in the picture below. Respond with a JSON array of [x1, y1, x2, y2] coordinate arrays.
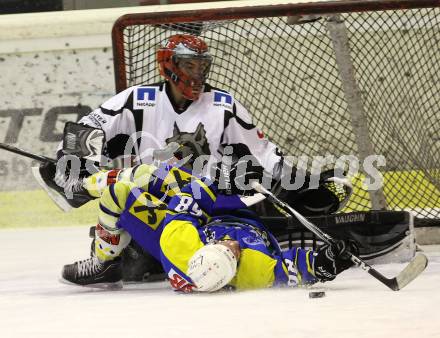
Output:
[[133, 82, 164, 109], [222, 99, 254, 131], [100, 85, 138, 112], [204, 83, 234, 110]]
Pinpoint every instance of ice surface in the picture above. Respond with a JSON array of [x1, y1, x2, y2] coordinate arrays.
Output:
[[1, 226, 439, 338]]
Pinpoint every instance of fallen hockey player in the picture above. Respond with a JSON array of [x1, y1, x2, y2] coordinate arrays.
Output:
[[32, 34, 352, 283], [61, 163, 358, 292]]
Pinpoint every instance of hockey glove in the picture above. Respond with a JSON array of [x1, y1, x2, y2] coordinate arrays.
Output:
[[62, 122, 105, 164], [313, 239, 359, 282]]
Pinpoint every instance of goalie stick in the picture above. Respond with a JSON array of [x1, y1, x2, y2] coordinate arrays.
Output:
[[0, 143, 74, 211], [251, 181, 428, 291], [0, 142, 56, 164]]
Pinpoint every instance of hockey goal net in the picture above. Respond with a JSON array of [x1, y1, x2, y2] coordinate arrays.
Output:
[[112, 0, 440, 224]]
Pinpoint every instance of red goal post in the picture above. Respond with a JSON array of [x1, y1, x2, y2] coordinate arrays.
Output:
[[111, 0, 440, 224]]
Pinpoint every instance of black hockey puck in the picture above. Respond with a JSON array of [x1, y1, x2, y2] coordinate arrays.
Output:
[[309, 291, 326, 298]]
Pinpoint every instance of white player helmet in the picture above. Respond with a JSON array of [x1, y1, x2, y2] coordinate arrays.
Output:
[[187, 244, 238, 292]]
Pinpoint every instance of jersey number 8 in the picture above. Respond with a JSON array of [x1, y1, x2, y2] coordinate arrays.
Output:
[[174, 196, 202, 217]]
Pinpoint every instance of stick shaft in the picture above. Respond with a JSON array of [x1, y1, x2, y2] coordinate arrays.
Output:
[[251, 182, 400, 290], [0, 143, 56, 163]]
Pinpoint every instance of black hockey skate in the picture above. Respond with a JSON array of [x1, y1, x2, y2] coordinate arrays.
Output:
[[88, 226, 166, 283], [32, 161, 94, 212], [61, 256, 123, 288]]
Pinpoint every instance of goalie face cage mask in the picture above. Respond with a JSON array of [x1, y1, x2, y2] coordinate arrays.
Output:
[[157, 34, 212, 100]]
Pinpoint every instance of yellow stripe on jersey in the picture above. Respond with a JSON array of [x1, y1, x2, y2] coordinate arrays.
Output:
[[99, 181, 136, 228], [160, 220, 204, 274], [193, 179, 216, 202], [131, 164, 157, 191], [294, 248, 302, 284], [305, 251, 314, 275], [160, 167, 193, 197], [231, 248, 277, 290], [281, 260, 289, 276]]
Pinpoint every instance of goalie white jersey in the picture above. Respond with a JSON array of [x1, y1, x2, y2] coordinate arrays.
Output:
[[78, 82, 283, 174]]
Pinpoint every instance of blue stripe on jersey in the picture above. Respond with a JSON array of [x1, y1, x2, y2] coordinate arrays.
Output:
[[109, 184, 121, 209], [131, 164, 141, 180], [294, 248, 316, 284], [99, 202, 120, 218], [146, 164, 171, 199]]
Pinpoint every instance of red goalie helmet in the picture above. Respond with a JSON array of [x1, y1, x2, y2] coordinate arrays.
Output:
[[157, 34, 212, 100]]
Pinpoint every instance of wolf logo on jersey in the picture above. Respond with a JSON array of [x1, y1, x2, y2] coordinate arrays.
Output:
[[165, 122, 210, 169]]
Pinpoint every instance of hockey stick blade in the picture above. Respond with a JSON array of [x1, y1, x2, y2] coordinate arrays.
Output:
[[367, 253, 428, 291], [343, 250, 428, 291], [392, 253, 428, 291]]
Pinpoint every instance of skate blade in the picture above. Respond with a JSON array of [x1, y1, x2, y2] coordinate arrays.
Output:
[[32, 166, 72, 212], [59, 277, 123, 290]]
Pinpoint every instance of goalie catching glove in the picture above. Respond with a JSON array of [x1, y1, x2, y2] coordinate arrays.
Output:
[[34, 160, 95, 210], [273, 167, 353, 216], [313, 239, 359, 282], [32, 122, 105, 211], [214, 155, 352, 217]]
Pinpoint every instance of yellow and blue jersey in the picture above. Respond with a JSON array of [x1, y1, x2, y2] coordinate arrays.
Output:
[[99, 163, 319, 291], [159, 179, 319, 291], [98, 163, 206, 260], [98, 162, 241, 258]]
